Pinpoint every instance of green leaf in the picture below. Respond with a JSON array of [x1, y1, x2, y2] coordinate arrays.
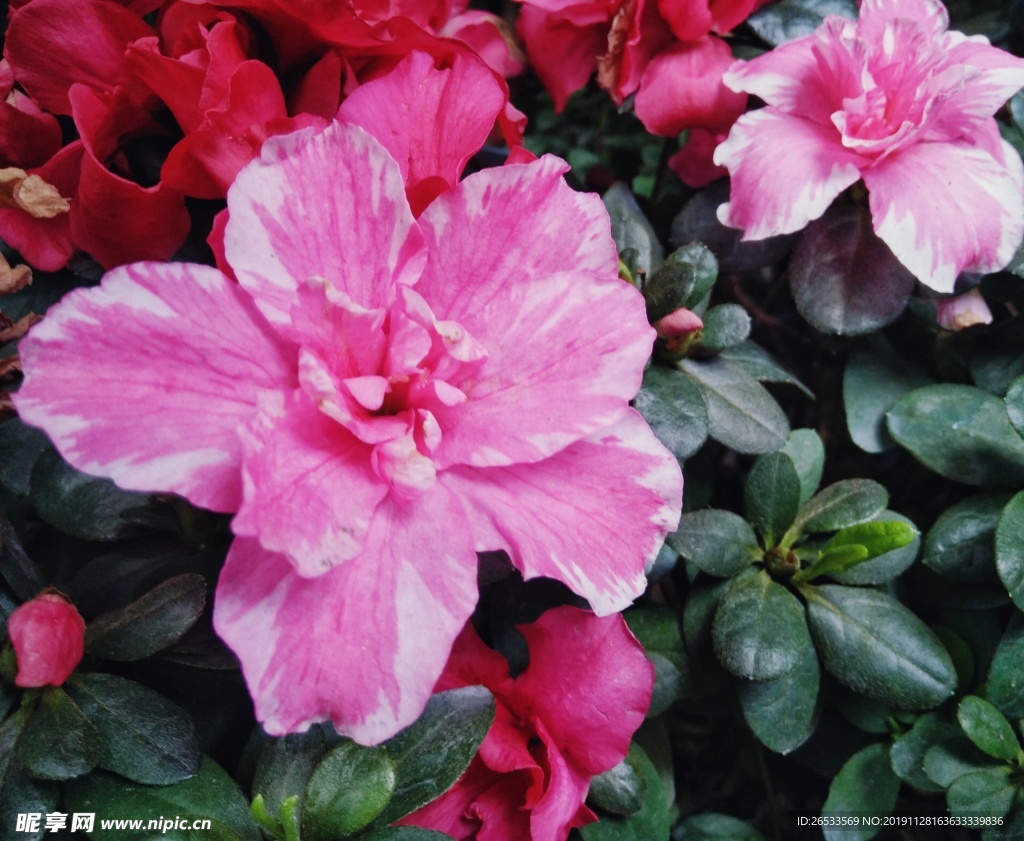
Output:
[[29, 448, 168, 540], [633, 365, 709, 462], [843, 338, 933, 454], [738, 629, 820, 754], [923, 733, 994, 788], [996, 492, 1024, 610], [65, 672, 201, 785], [719, 342, 814, 399], [948, 767, 1016, 821], [360, 830, 453, 841], [936, 627, 976, 695], [802, 584, 956, 708], [678, 357, 790, 455], [744, 451, 801, 546], [746, 0, 856, 46], [371, 686, 494, 827], [0, 417, 50, 494], [674, 813, 766, 841], [19, 686, 101, 780], [699, 304, 750, 352], [604, 183, 663, 278], [780, 429, 825, 504], [588, 753, 647, 817], [1, 708, 59, 840], [668, 510, 759, 577], [643, 243, 718, 321], [970, 344, 1024, 397], [625, 607, 686, 716], [985, 614, 1024, 717], [887, 385, 1024, 486], [821, 744, 899, 841], [798, 544, 869, 582], [829, 512, 920, 585], [303, 741, 396, 841], [579, 743, 671, 841], [789, 204, 915, 336], [824, 520, 916, 563], [890, 713, 956, 792], [713, 570, 810, 680], [253, 728, 327, 820], [1005, 375, 1024, 437], [65, 757, 261, 841], [924, 495, 1011, 583], [85, 573, 207, 661], [792, 480, 889, 536], [957, 696, 1021, 762]]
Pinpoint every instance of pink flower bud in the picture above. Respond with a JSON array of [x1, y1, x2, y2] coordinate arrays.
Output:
[[936, 288, 993, 331], [654, 307, 704, 353], [7, 592, 85, 688]]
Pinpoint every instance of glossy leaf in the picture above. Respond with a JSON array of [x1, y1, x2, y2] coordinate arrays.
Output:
[[604, 183, 663, 278], [780, 429, 825, 504], [821, 743, 899, 841], [634, 365, 709, 462], [668, 510, 759, 577], [252, 728, 327, 819], [19, 686, 101, 781], [643, 242, 718, 321], [744, 451, 801, 546], [746, 0, 857, 45], [924, 495, 1011, 583], [957, 696, 1021, 762], [890, 713, 955, 793], [674, 812, 766, 840], [303, 741, 396, 841], [947, 767, 1016, 820], [829, 512, 920, 585], [793, 480, 888, 535], [995, 492, 1024, 610], [986, 613, 1024, 718], [579, 743, 672, 841], [588, 749, 647, 817], [719, 342, 814, 399], [700, 304, 751, 352]]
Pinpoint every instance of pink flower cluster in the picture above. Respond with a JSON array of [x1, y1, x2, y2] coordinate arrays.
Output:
[[515, 0, 770, 186], [0, 0, 525, 272], [714, 0, 1024, 291]]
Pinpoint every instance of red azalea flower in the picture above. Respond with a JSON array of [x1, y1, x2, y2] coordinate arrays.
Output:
[[7, 592, 86, 688]]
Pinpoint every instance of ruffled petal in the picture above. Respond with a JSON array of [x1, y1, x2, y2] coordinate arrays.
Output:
[[15, 262, 296, 512], [441, 410, 682, 615], [224, 121, 425, 325], [863, 137, 1024, 292], [715, 108, 863, 239], [213, 486, 479, 743]]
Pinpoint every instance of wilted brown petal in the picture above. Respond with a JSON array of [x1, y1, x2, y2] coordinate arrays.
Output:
[[0, 251, 33, 294], [0, 167, 71, 219]]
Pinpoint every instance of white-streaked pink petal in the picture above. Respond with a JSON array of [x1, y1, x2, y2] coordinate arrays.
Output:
[[441, 410, 682, 615], [715, 108, 863, 239], [15, 262, 295, 512], [224, 122, 425, 325], [233, 390, 388, 577], [930, 38, 1024, 138], [213, 486, 478, 743], [864, 139, 1024, 292]]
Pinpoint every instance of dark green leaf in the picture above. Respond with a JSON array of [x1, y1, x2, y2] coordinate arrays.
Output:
[[793, 480, 888, 535], [668, 510, 759, 577], [20, 686, 101, 780], [625, 607, 686, 716], [957, 696, 1021, 762], [936, 627, 976, 695], [970, 345, 1024, 397], [924, 733, 994, 788], [738, 629, 820, 754], [86, 573, 207, 661], [65, 757, 261, 841], [720, 342, 814, 399], [802, 584, 956, 709], [745, 452, 801, 546], [360, 830, 453, 841], [673, 813, 766, 841], [947, 767, 1016, 820], [890, 713, 956, 792], [789, 205, 915, 336], [713, 570, 810, 680], [579, 743, 671, 841], [604, 183, 664, 278], [780, 429, 825, 504], [372, 686, 494, 826], [924, 495, 1011, 583], [699, 304, 750, 352], [0, 418, 50, 494], [821, 744, 899, 841], [0, 708, 59, 840], [996, 492, 1024, 610], [985, 613, 1024, 717], [303, 741, 395, 841], [30, 448, 166, 540], [588, 753, 647, 817], [634, 366, 709, 462], [253, 728, 327, 819], [65, 672, 201, 785], [887, 385, 1024, 486], [646, 652, 681, 717], [843, 338, 933, 454], [830, 512, 920, 585], [678, 357, 790, 454], [746, 0, 857, 46], [1005, 375, 1024, 437], [643, 243, 718, 321]]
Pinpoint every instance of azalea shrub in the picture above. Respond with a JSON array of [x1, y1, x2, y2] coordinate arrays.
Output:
[[2, 0, 1024, 839]]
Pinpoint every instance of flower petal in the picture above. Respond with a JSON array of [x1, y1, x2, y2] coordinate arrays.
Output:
[[213, 486, 479, 743], [863, 138, 1024, 292], [715, 108, 863, 239], [15, 262, 296, 512], [224, 121, 425, 325], [442, 410, 682, 614], [233, 389, 388, 577]]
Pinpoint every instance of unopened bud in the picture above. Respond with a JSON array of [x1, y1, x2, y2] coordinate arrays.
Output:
[[653, 307, 704, 355], [7, 591, 85, 687], [936, 288, 992, 331]]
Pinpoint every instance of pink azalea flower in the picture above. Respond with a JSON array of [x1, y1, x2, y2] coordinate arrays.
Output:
[[7, 592, 86, 688], [400, 606, 653, 841], [714, 0, 1024, 293], [15, 120, 681, 741]]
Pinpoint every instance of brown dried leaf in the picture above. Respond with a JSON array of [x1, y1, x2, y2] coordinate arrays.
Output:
[[0, 250, 32, 295], [0, 391, 13, 419], [0, 313, 41, 343], [0, 167, 71, 218], [0, 354, 22, 378]]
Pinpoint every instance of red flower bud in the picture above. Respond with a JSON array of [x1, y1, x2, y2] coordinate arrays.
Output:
[[7, 592, 85, 687]]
